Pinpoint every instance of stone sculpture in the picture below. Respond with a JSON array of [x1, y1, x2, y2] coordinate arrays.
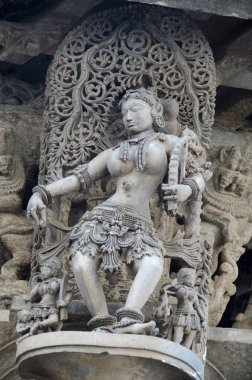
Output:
[[27, 88, 205, 335], [161, 268, 205, 350], [0, 125, 34, 308], [16, 309, 33, 341], [20, 5, 216, 367], [16, 257, 71, 339], [202, 144, 252, 325]]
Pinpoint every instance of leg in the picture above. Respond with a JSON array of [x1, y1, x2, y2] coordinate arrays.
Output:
[[71, 251, 108, 316], [39, 314, 59, 331], [183, 330, 197, 349], [113, 255, 163, 334], [173, 326, 184, 344], [126, 255, 163, 309]]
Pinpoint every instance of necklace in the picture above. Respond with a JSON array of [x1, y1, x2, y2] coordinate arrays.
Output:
[[118, 132, 159, 171]]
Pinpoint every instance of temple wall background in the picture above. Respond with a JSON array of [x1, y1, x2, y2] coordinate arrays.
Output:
[[0, 1, 251, 379]]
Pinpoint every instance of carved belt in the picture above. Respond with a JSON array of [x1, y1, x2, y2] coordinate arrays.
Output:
[[70, 202, 164, 272]]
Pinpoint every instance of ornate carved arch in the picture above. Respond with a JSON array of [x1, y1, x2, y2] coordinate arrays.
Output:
[[39, 3, 216, 184]]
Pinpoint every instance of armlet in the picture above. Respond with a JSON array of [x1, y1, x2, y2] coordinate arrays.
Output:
[[68, 164, 92, 191]]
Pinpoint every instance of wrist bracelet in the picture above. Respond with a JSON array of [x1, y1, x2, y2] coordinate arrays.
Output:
[[32, 185, 52, 206], [182, 178, 200, 200]]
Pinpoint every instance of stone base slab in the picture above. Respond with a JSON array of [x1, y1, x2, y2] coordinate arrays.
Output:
[[16, 332, 204, 380]]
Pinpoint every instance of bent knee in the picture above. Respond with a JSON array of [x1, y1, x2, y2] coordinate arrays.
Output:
[[137, 254, 164, 274], [151, 256, 164, 274], [71, 251, 98, 275]]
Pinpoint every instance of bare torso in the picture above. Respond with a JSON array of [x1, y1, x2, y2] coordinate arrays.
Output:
[[36, 279, 60, 307], [176, 286, 196, 313], [104, 134, 174, 217]]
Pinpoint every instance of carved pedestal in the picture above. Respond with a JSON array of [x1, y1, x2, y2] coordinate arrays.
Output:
[[16, 332, 203, 380]]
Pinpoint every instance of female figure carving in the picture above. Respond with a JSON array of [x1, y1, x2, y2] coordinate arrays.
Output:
[[27, 88, 205, 334], [171, 268, 206, 349], [27, 257, 71, 334]]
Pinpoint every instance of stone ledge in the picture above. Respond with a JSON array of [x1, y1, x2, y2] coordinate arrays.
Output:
[[207, 328, 252, 380], [16, 331, 204, 380]]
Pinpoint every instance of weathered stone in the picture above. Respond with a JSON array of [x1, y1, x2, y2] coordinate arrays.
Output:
[[17, 332, 204, 380], [201, 122, 252, 325], [216, 29, 252, 90], [0, 0, 103, 64], [233, 293, 252, 329], [0, 1, 250, 380], [127, 0, 252, 19], [207, 327, 252, 380]]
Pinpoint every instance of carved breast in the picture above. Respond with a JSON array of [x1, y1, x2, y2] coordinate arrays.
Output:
[[107, 140, 168, 178]]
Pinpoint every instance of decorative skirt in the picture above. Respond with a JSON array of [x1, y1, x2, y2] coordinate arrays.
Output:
[[70, 202, 164, 272], [172, 309, 201, 332]]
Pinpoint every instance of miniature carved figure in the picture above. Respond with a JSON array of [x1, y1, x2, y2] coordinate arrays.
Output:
[[217, 146, 250, 196], [16, 309, 33, 341], [27, 88, 205, 334], [26, 257, 71, 334], [161, 268, 205, 349]]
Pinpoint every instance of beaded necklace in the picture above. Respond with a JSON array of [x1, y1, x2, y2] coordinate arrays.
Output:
[[118, 132, 164, 172]]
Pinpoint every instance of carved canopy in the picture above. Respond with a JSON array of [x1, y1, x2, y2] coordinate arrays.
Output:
[[40, 3, 216, 184]]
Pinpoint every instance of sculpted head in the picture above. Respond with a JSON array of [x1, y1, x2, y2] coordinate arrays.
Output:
[[120, 88, 165, 135], [40, 257, 62, 279], [18, 309, 32, 323], [177, 267, 196, 287]]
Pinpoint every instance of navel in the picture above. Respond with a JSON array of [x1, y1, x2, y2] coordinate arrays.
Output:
[[122, 181, 131, 191]]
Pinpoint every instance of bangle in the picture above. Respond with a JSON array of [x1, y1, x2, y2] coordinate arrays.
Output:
[[32, 185, 52, 206], [182, 178, 200, 200]]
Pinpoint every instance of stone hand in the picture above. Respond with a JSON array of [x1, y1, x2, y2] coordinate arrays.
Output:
[[162, 184, 192, 203], [27, 193, 47, 227]]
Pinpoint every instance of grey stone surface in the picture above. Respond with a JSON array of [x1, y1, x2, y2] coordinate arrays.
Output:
[[17, 332, 204, 380], [207, 327, 252, 380], [216, 28, 252, 90], [128, 0, 252, 19], [0, 0, 103, 64], [1, 325, 251, 379]]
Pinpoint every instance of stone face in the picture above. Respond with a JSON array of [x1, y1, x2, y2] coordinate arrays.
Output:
[[16, 332, 204, 380]]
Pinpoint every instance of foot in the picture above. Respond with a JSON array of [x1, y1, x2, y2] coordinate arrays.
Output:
[[112, 319, 159, 335], [93, 326, 113, 333]]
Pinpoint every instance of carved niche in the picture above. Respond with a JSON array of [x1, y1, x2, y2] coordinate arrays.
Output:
[[23, 3, 216, 362]]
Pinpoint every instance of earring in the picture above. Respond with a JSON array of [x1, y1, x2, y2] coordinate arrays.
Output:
[[154, 115, 165, 129]]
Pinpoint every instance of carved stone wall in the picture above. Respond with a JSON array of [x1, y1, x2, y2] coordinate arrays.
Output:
[[0, 1, 251, 380]]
